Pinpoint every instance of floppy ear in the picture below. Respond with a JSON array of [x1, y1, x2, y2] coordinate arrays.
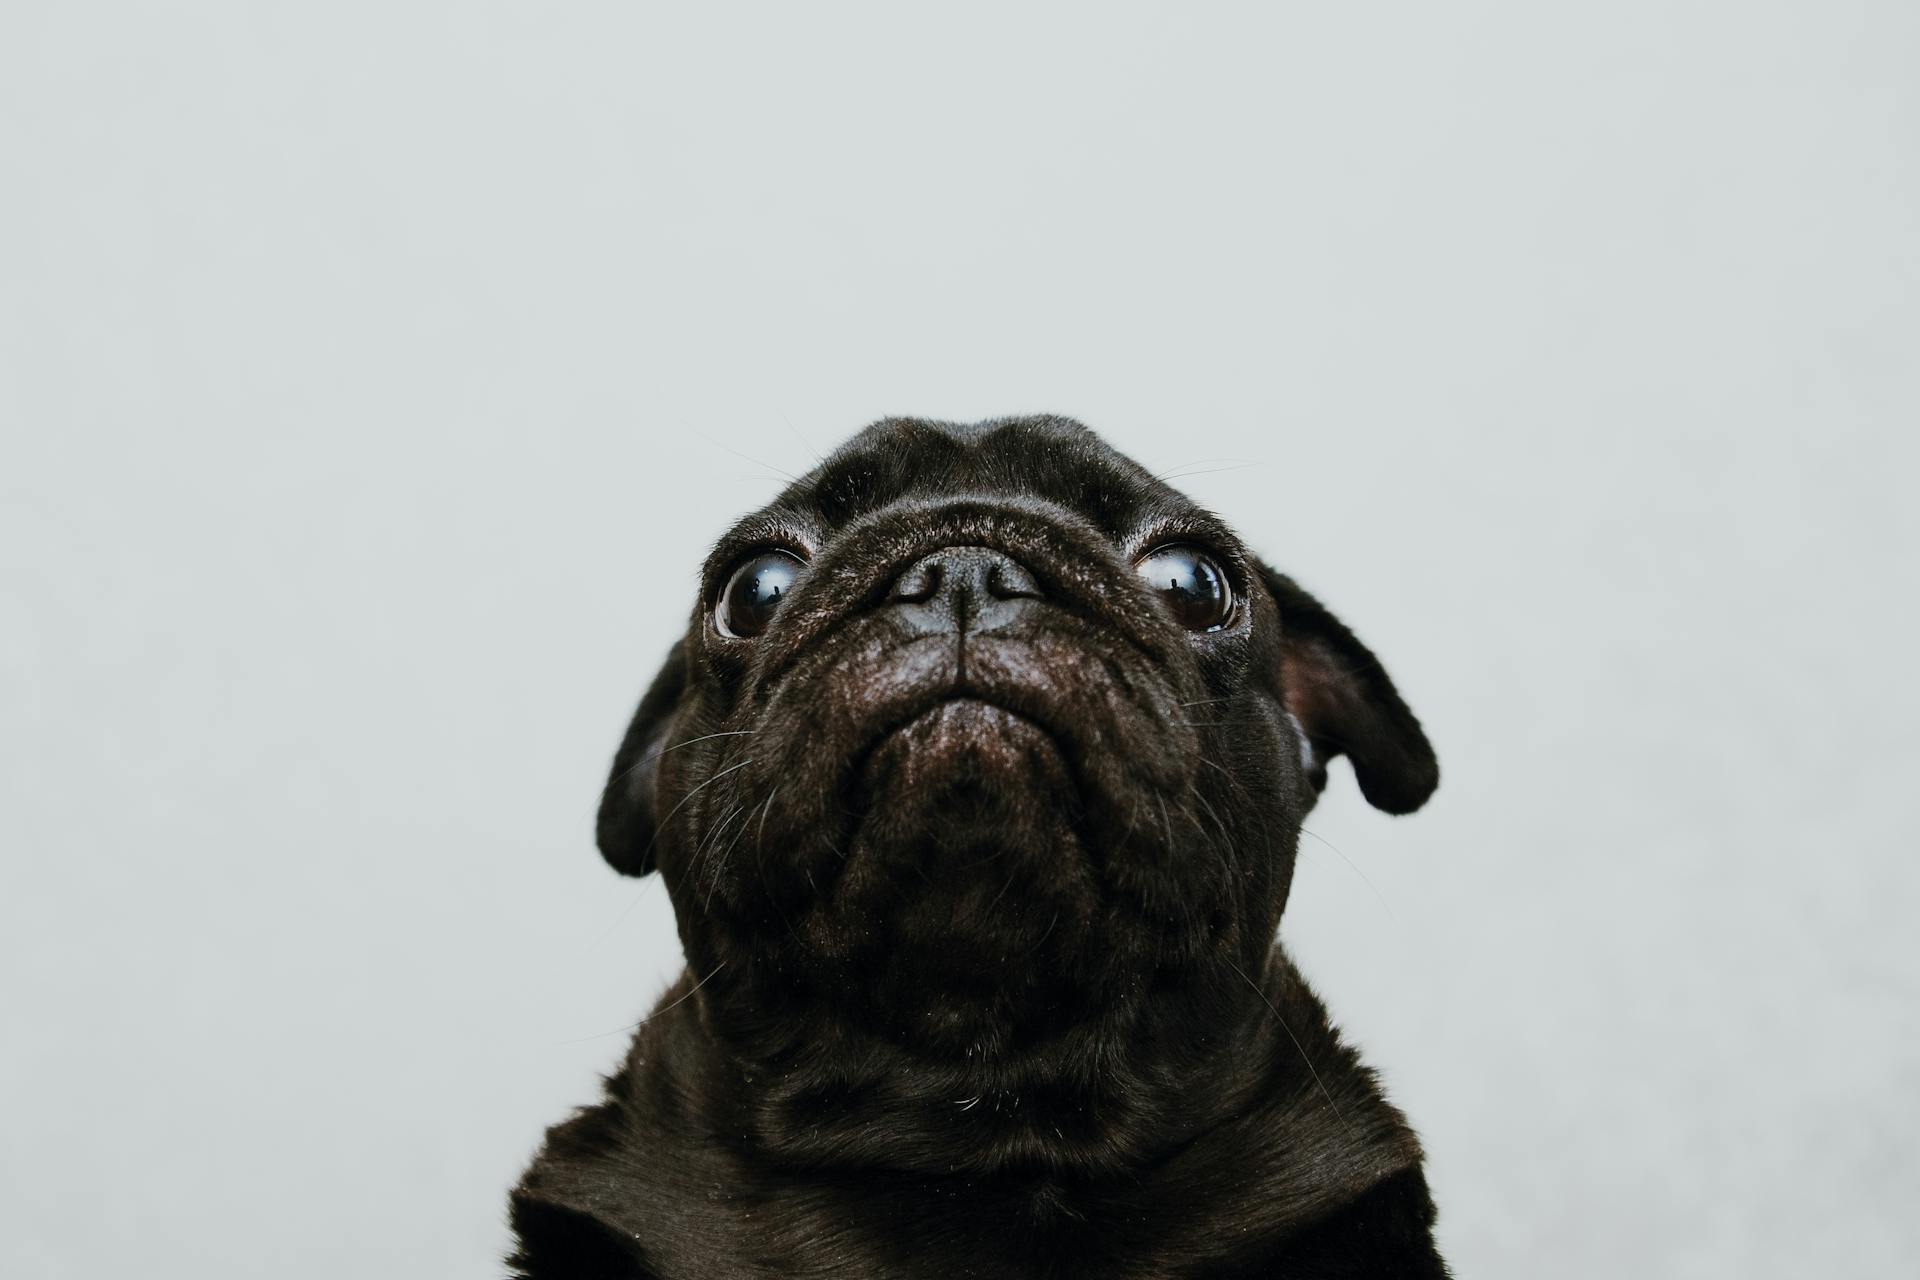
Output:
[[595, 641, 690, 876], [1258, 565, 1438, 815]]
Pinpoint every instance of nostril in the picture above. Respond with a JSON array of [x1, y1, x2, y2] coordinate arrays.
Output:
[[885, 546, 1041, 621], [985, 560, 1041, 600], [889, 562, 942, 604]]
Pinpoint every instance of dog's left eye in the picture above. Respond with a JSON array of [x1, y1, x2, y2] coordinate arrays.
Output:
[[716, 550, 804, 639], [1134, 544, 1234, 631]]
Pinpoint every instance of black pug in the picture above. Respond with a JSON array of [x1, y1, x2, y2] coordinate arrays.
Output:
[[510, 415, 1446, 1278]]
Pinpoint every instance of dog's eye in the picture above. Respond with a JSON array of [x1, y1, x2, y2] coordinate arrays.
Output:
[[716, 550, 804, 639], [1134, 545, 1234, 631]]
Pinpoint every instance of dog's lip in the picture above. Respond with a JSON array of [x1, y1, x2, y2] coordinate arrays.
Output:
[[843, 687, 1083, 801], [866, 685, 1071, 759], [886, 693, 1049, 741]]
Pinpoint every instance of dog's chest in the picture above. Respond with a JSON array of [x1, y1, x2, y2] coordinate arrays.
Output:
[[519, 1116, 1416, 1280], [543, 1179, 1251, 1279]]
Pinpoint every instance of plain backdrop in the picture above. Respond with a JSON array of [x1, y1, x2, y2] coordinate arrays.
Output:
[[4, 3, 1916, 1276]]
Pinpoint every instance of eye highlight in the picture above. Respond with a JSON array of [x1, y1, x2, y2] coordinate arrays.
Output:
[[715, 550, 805, 639], [1134, 544, 1234, 631]]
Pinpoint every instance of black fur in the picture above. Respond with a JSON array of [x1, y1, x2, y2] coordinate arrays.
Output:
[[512, 416, 1445, 1277]]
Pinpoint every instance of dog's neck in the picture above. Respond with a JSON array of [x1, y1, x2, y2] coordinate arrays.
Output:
[[660, 944, 1416, 1186], [514, 943, 1424, 1271]]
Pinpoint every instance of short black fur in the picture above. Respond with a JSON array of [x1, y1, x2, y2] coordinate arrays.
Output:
[[512, 416, 1446, 1277]]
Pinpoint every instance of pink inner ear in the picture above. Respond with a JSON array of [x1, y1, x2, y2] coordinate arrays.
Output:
[[1281, 637, 1343, 749], [1280, 637, 1351, 795]]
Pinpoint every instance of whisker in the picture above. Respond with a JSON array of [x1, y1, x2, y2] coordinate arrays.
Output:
[[1157, 463, 1260, 481], [781, 413, 828, 468], [1022, 912, 1060, 957], [1223, 955, 1351, 1132], [559, 961, 727, 1043], [753, 786, 781, 850], [584, 878, 657, 953], [1300, 826, 1399, 923], [668, 801, 741, 898], [686, 801, 747, 885], [1195, 754, 1234, 777], [1153, 457, 1261, 483], [703, 802, 759, 911], [642, 757, 756, 861], [984, 864, 1023, 914], [694, 431, 805, 484], [608, 730, 757, 789], [1189, 789, 1231, 847]]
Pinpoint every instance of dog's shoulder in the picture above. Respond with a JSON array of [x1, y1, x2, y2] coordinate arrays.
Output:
[[507, 1013, 736, 1279], [1275, 1165, 1449, 1277], [1110, 945, 1443, 1275], [507, 1086, 670, 1280], [1181, 1166, 1447, 1279], [509, 949, 1443, 1278], [508, 1191, 661, 1280]]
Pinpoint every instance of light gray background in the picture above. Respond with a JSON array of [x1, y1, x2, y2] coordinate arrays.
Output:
[[4, 3, 1916, 1276]]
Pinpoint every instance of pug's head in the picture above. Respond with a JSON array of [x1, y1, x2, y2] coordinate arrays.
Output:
[[597, 416, 1435, 1062]]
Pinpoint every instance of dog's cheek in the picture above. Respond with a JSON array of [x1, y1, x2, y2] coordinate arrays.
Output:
[[1243, 703, 1313, 926], [648, 724, 735, 889], [1157, 701, 1307, 952]]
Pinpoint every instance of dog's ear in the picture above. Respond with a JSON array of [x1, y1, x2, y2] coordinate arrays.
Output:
[[1257, 565, 1438, 815], [595, 641, 690, 876]]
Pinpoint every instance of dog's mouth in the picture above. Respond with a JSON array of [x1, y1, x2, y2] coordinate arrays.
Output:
[[730, 623, 1194, 898], [852, 697, 1078, 810], [842, 693, 1087, 884]]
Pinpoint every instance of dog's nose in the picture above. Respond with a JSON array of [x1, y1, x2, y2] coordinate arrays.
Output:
[[885, 546, 1042, 637]]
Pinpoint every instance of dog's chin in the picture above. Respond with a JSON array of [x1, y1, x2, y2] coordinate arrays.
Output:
[[789, 698, 1116, 1051], [845, 698, 1098, 923]]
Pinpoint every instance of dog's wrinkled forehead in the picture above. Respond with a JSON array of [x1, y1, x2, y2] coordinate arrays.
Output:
[[752, 415, 1202, 543]]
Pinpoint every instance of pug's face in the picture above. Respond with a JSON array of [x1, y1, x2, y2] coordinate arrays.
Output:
[[598, 417, 1434, 1056]]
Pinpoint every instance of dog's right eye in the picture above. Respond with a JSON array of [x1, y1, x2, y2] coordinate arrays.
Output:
[[715, 550, 804, 639], [1134, 544, 1234, 631]]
